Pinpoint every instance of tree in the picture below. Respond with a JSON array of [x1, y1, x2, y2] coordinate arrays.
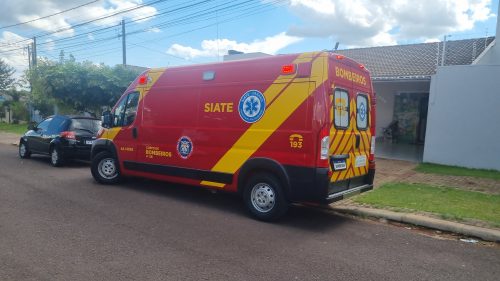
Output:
[[0, 59, 15, 92], [29, 57, 140, 116]]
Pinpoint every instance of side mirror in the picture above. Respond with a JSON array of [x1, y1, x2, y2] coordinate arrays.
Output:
[[27, 122, 36, 131], [101, 110, 112, 128]]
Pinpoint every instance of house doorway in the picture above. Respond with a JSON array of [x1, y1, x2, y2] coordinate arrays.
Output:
[[392, 92, 429, 144]]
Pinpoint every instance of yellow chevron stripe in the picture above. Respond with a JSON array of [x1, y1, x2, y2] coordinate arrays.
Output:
[[100, 68, 167, 141], [201, 53, 327, 187], [137, 68, 167, 99], [201, 181, 225, 188], [101, 127, 121, 141]]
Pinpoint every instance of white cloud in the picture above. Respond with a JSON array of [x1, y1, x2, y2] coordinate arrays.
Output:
[[44, 39, 55, 51], [166, 32, 302, 59], [0, 31, 31, 79], [0, 0, 158, 37], [287, 0, 495, 47], [146, 27, 161, 33], [424, 38, 441, 43]]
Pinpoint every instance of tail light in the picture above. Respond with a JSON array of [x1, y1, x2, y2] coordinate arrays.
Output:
[[318, 126, 330, 167], [369, 136, 375, 161], [321, 136, 329, 160], [369, 91, 376, 169], [60, 131, 75, 139]]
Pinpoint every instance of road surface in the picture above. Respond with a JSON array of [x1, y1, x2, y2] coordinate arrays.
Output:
[[0, 144, 498, 281]]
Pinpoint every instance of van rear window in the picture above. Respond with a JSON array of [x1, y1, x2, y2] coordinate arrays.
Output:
[[356, 94, 368, 130], [334, 88, 349, 128]]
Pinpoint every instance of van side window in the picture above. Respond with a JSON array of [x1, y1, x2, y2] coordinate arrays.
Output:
[[356, 94, 369, 130], [113, 92, 140, 127], [334, 88, 349, 128]]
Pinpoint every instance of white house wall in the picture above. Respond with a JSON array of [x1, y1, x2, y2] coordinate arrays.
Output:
[[424, 65, 500, 171], [373, 81, 430, 137]]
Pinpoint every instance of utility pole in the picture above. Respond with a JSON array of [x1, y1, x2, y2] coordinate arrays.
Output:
[[27, 44, 33, 122], [32, 36, 37, 67], [121, 20, 126, 66], [27, 45, 32, 70]]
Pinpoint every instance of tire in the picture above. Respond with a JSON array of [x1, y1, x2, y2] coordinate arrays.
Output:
[[19, 141, 31, 159], [243, 173, 288, 221], [91, 151, 120, 184], [50, 146, 65, 167]]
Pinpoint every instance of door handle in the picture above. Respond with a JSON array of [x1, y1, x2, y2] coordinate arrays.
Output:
[[355, 134, 360, 149], [132, 127, 138, 139]]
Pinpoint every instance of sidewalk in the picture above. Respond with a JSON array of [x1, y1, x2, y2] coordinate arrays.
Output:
[[332, 158, 500, 242], [331, 203, 500, 242], [0, 131, 20, 146]]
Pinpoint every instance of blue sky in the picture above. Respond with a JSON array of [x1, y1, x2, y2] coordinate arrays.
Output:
[[0, 0, 498, 74]]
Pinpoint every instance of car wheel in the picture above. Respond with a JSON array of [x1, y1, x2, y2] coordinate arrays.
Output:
[[243, 173, 288, 221], [50, 146, 65, 167], [91, 151, 120, 184], [19, 141, 31, 159]]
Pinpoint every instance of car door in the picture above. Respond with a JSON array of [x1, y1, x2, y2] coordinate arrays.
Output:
[[29, 118, 52, 153], [110, 91, 141, 164]]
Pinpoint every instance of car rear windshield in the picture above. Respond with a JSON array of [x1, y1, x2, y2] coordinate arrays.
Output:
[[70, 118, 101, 134]]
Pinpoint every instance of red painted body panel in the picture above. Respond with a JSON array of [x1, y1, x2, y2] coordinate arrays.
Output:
[[99, 52, 375, 197]]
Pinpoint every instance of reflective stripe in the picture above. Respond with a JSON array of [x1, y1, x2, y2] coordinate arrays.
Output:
[[201, 52, 328, 187]]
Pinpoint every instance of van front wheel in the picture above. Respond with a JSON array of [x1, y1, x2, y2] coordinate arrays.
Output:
[[243, 173, 288, 221], [91, 151, 120, 184]]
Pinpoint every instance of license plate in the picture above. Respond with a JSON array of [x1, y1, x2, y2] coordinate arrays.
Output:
[[333, 159, 347, 170], [85, 140, 94, 145]]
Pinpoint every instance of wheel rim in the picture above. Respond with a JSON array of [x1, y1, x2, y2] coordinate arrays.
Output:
[[51, 149, 58, 164], [98, 158, 117, 179], [251, 183, 276, 213], [19, 143, 26, 156]]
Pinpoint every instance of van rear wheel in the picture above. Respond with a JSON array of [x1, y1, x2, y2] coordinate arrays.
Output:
[[91, 151, 120, 184], [243, 173, 288, 221]]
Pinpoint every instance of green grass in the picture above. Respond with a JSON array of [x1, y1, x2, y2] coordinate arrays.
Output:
[[0, 122, 28, 135], [354, 183, 500, 227], [416, 163, 500, 181]]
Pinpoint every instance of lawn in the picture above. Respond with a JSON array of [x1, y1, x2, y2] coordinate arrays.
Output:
[[0, 122, 29, 135], [354, 183, 500, 227], [416, 163, 500, 181]]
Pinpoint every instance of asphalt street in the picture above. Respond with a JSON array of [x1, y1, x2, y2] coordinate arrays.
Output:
[[0, 144, 499, 281]]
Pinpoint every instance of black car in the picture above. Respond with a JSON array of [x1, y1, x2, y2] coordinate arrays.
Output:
[[19, 115, 101, 166]]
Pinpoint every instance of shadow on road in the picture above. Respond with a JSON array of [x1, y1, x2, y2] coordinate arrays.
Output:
[[113, 177, 350, 232], [25, 155, 90, 168]]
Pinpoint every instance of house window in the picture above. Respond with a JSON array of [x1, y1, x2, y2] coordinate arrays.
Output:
[[334, 88, 349, 128], [356, 94, 369, 130]]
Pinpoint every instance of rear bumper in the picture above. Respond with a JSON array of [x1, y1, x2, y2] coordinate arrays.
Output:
[[59, 142, 92, 160], [285, 165, 375, 204]]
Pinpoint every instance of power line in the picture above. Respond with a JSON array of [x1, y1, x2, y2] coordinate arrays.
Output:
[[0, 0, 101, 30], [76, 0, 287, 61], [35, 0, 212, 48], [1, 0, 170, 46], [2, 0, 288, 64]]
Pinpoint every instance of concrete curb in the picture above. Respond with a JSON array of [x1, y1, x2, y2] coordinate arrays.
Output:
[[331, 205, 500, 243]]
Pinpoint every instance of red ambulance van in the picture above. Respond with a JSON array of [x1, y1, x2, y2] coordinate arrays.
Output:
[[91, 51, 376, 220]]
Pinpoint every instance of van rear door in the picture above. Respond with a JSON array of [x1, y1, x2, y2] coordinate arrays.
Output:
[[329, 67, 371, 189]]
